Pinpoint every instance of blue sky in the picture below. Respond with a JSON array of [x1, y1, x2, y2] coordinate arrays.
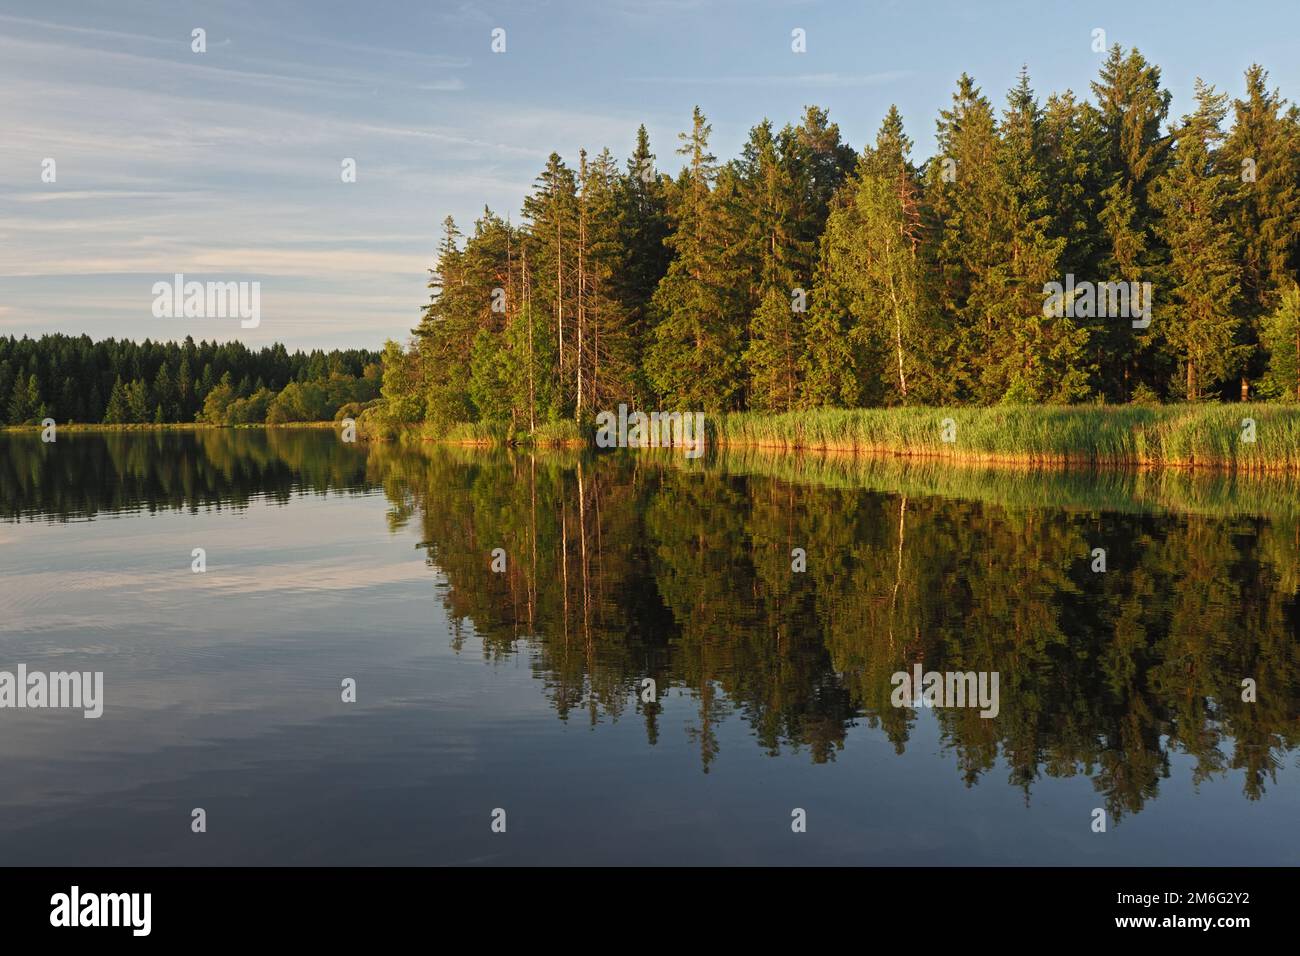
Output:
[[2, 0, 1297, 350]]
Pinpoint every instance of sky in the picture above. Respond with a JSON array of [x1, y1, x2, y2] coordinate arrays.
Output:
[[2, 0, 1298, 351]]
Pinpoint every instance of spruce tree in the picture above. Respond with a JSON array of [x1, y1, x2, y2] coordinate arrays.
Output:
[[1221, 65, 1300, 395], [103, 376, 128, 424], [1260, 284, 1300, 400], [993, 69, 1090, 402], [576, 148, 636, 413], [1152, 80, 1243, 400], [745, 282, 802, 411], [644, 107, 741, 410], [521, 154, 578, 415], [1091, 46, 1173, 398], [8, 372, 32, 424], [928, 74, 1012, 402], [619, 125, 672, 400]]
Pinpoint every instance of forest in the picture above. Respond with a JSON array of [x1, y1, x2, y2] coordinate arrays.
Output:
[[379, 47, 1300, 438], [0, 334, 381, 426]]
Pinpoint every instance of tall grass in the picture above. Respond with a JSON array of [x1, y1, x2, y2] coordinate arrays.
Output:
[[527, 420, 586, 446], [711, 404, 1300, 471], [441, 421, 511, 445]]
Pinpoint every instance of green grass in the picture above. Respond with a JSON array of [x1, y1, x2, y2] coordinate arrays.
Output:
[[711, 404, 1300, 471], [527, 420, 586, 446], [441, 421, 511, 445]]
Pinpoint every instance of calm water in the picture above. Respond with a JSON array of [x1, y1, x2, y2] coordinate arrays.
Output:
[[1, 429, 1297, 865]]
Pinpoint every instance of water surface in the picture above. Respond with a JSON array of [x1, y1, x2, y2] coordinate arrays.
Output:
[[1, 429, 1296, 864]]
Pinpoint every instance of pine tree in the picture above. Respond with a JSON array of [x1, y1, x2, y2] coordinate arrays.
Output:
[[644, 106, 742, 410], [1260, 284, 1300, 400], [0, 361, 12, 425], [468, 328, 511, 422], [26, 374, 44, 422], [745, 283, 803, 411], [154, 362, 175, 421], [790, 105, 858, 231], [812, 112, 928, 405], [576, 148, 636, 413], [1221, 65, 1300, 395], [1091, 45, 1173, 398], [103, 376, 129, 424], [800, 237, 865, 408], [993, 69, 1091, 402], [412, 212, 513, 431], [1042, 91, 1106, 278], [502, 295, 558, 429], [1222, 65, 1300, 307], [177, 353, 193, 419], [928, 74, 1013, 402], [1152, 80, 1243, 400], [125, 378, 151, 423], [521, 154, 578, 416], [8, 372, 32, 424], [619, 125, 672, 401]]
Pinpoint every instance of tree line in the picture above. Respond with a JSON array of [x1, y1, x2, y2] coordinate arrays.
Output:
[[382, 47, 1300, 436], [0, 334, 381, 426]]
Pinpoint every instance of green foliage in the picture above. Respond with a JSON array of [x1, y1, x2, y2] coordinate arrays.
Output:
[[1153, 81, 1245, 400], [468, 328, 512, 423], [369, 54, 1300, 425], [744, 286, 803, 412], [1260, 285, 1300, 400], [0, 333, 378, 425], [643, 106, 743, 411]]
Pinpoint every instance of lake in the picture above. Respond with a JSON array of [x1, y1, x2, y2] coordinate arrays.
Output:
[[1, 428, 1296, 865]]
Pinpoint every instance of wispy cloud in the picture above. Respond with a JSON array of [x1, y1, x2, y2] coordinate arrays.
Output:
[[628, 71, 914, 88]]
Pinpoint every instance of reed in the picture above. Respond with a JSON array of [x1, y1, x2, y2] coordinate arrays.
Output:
[[710, 404, 1300, 471]]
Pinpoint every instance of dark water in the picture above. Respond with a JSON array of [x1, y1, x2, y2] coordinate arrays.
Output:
[[1, 429, 1297, 865]]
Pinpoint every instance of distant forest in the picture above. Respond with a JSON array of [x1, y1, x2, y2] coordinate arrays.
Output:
[[380, 47, 1300, 436], [0, 335, 380, 425]]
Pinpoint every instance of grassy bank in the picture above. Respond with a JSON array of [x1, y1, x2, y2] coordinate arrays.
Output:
[[369, 419, 586, 447], [17, 406, 1298, 471], [711, 404, 1300, 471]]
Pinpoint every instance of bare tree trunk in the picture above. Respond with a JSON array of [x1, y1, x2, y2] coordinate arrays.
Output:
[[556, 215, 564, 394], [886, 236, 908, 398], [524, 246, 535, 433], [577, 193, 586, 420]]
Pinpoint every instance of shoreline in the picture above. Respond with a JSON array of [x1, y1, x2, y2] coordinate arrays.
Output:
[[6, 403, 1300, 472]]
